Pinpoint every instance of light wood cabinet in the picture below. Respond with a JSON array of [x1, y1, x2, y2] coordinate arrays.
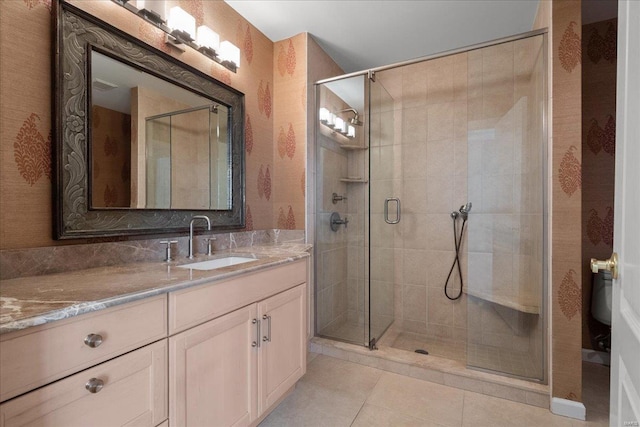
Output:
[[0, 258, 308, 427], [170, 304, 258, 427], [258, 285, 306, 414], [0, 295, 167, 403], [0, 340, 168, 427], [170, 284, 307, 427]]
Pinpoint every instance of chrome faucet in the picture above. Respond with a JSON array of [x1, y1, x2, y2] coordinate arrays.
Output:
[[188, 215, 211, 259]]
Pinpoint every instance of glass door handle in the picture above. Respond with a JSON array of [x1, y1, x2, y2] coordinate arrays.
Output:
[[384, 198, 401, 224]]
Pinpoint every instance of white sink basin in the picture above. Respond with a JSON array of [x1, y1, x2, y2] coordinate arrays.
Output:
[[177, 256, 256, 271]]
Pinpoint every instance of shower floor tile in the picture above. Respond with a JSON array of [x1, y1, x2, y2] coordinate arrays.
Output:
[[318, 316, 394, 347], [318, 321, 366, 345], [389, 332, 540, 379], [390, 332, 467, 362]]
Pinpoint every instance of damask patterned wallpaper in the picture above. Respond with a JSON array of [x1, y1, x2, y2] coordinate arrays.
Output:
[[0, 0, 314, 249], [551, 0, 584, 402], [581, 18, 617, 350], [91, 106, 131, 208]]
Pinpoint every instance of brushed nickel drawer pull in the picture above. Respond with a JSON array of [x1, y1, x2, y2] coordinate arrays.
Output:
[[262, 314, 271, 342], [252, 318, 260, 348], [85, 378, 104, 393], [84, 333, 103, 348]]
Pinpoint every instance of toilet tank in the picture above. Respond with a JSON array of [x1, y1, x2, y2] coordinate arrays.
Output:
[[591, 270, 612, 326]]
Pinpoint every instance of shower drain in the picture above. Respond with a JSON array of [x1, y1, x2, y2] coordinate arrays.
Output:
[[414, 349, 429, 355]]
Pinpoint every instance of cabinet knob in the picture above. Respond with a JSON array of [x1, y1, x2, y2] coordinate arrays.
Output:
[[85, 378, 104, 393], [84, 333, 103, 348]]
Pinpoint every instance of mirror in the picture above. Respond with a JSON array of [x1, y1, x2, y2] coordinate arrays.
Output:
[[55, 3, 245, 239], [90, 50, 231, 210]]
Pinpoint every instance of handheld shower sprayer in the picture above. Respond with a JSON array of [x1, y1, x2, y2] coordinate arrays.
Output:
[[459, 202, 472, 220], [445, 201, 472, 300]]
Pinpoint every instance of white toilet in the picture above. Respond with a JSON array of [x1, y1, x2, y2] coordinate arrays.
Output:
[[591, 270, 612, 351]]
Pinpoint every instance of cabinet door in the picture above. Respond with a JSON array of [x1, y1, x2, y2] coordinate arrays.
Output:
[[258, 284, 306, 413], [0, 340, 167, 427], [170, 305, 258, 427]]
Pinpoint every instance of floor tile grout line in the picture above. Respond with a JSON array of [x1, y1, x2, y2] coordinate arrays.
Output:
[[348, 401, 367, 427], [349, 361, 384, 427]]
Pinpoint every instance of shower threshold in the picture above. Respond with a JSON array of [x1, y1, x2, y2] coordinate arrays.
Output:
[[309, 336, 549, 409]]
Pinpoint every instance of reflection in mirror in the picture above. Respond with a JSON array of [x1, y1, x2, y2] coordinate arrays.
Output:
[[90, 50, 231, 210]]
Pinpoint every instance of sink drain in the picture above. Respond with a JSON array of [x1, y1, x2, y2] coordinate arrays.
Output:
[[415, 349, 429, 355]]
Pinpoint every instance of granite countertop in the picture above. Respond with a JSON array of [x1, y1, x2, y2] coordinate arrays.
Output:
[[0, 243, 312, 335]]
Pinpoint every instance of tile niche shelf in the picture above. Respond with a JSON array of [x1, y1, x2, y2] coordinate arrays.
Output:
[[339, 177, 368, 183], [338, 144, 368, 151]]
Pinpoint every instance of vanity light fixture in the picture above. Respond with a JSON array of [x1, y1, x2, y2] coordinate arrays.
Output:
[[134, 0, 167, 27], [109, 0, 239, 73], [220, 41, 241, 69], [167, 6, 195, 43], [196, 25, 220, 59]]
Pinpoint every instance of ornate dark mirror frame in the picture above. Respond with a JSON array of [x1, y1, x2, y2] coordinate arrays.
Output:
[[54, 2, 245, 239]]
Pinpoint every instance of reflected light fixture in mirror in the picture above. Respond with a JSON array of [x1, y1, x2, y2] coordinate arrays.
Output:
[[319, 107, 355, 139], [110, 0, 240, 72]]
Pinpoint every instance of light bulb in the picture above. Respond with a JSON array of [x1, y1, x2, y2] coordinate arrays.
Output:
[[168, 6, 195, 41], [196, 26, 220, 52], [220, 41, 240, 68]]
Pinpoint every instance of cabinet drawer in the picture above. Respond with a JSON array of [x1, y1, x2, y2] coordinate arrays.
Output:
[[169, 259, 307, 335], [0, 295, 167, 402], [0, 340, 168, 427]]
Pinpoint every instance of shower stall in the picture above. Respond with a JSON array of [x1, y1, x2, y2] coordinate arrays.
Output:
[[314, 30, 547, 381]]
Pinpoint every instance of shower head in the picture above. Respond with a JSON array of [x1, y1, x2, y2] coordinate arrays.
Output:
[[459, 202, 472, 220], [337, 108, 363, 126]]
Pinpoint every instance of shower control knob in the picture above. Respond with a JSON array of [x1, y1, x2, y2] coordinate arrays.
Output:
[[590, 252, 618, 279]]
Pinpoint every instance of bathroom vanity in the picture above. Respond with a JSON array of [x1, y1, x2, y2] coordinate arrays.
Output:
[[0, 246, 309, 427]]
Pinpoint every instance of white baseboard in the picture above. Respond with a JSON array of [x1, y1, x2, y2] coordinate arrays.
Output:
[[582, 348, 611, 366], [551, 397, 586, 420]]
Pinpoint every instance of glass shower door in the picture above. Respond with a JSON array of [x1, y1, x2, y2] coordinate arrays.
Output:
[[367, 75, 397, 348], [314, 75, 368, 346]]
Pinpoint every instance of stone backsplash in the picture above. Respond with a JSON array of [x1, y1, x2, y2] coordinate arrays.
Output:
[[0, 229, 305, 280]]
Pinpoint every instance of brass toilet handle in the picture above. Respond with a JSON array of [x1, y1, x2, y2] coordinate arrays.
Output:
[[590, 252, 618, 279]]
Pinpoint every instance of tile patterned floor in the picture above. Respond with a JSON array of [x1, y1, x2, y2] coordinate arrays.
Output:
[[259, 354, 610, 427]]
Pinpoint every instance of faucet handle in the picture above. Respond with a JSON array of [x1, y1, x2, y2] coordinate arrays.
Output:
[[160, 240, 178, 262], [204, 236, 216, 256]]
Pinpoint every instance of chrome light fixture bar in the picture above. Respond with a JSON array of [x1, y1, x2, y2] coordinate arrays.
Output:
[[109, 0, 239, 73]]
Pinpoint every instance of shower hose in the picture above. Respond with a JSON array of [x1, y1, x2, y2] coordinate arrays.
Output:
[[444, 215, 466, 301]]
